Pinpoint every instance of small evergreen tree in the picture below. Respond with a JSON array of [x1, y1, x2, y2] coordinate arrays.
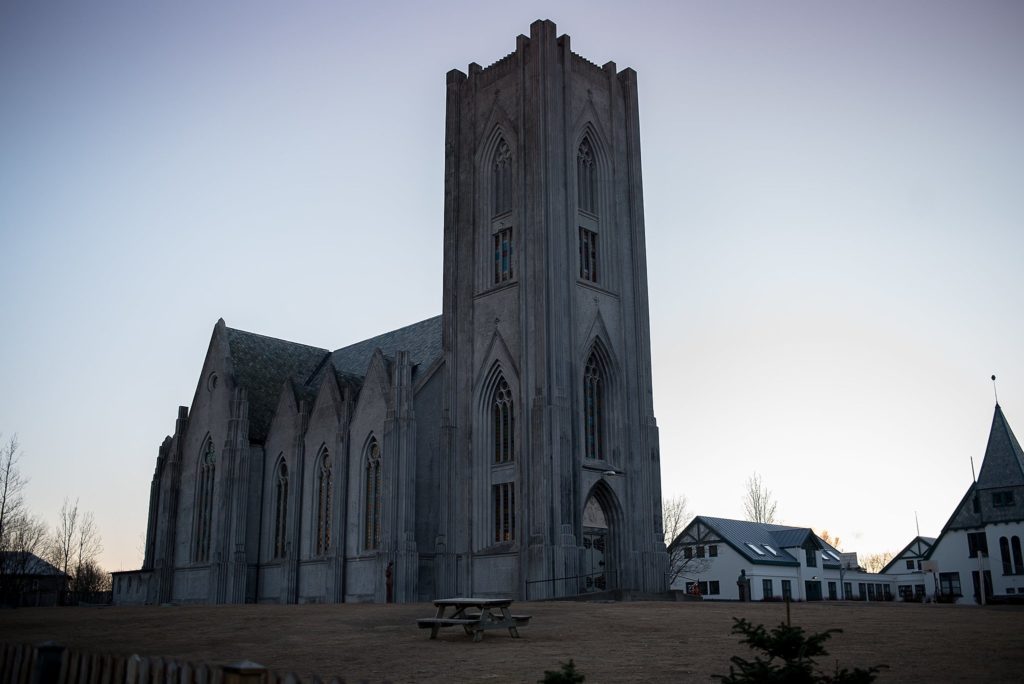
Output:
[[540, 659, 585, 683], [714, 618, 885, 683]]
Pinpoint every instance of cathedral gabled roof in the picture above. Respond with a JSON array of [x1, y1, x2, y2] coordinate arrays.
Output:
[[326, 315, 443, 380], [222, 316, 443, 443], [225, 327, 330, 443]]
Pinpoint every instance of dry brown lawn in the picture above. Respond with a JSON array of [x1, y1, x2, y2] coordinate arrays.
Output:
[[2, 600, 1023, 682]]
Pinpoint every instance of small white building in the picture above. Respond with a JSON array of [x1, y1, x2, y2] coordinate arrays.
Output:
[[879, 536, 934, 600], [669, 516, 894, 601], [918, 404, 1024, 604]]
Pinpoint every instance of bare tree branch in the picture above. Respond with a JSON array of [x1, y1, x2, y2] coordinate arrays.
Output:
[[742, 472, 778, 524], [861, 551, 894, 573], [663, 495, 711, 585], [0, 433, 29, 551]]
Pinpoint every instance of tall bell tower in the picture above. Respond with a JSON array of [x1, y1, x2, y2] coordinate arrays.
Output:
[[438, 19, 667, 598]]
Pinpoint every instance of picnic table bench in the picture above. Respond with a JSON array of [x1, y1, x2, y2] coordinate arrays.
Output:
[[417, 597, 531, 642]]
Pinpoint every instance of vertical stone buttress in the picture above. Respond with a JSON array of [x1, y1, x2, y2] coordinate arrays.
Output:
[[217, 386, 250, 603], [286, 399, 310, 603], [155, 406, 188, 604]]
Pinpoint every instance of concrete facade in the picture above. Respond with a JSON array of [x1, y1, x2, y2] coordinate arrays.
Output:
[[113, 20, 667, 606]]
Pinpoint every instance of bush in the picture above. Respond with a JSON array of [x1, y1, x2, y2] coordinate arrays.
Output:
[[713, 617, 887, 683]]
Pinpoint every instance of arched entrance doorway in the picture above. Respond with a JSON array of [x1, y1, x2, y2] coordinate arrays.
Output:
[[581, 493, 614, 593]]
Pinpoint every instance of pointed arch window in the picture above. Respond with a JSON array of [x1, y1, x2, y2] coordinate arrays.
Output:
[[577, 136, 600, 284], [193, 439, 216, 563], [577, 137, 596, 214], [1013, 536, 1024, 574], [315, 449, 332, 556], [365, 438, 382, 550], [493, 138, 512, 216], [583, 350, 605, 461], [273, 457, 289, 559], [490, 137, 514, 285], [493, 378, 514, 464]]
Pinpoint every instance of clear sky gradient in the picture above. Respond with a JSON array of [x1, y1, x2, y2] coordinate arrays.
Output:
[[2, 1, 1022, 572]]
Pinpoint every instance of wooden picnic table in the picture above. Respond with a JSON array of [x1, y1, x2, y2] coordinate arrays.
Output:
[[417, 597, 531, 642]]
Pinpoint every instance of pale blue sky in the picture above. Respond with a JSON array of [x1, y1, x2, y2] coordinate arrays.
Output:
[[1, 1, 1021, 571]]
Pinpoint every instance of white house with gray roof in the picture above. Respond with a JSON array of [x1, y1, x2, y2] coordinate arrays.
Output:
[[916, 404, 1024, 604], [669, 516, 893, 601], [112, 20, 668, 605]]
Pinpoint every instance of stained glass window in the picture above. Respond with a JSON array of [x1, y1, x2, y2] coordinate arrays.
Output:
[[365, 438, 382, 550], [583, 351, 604, 460], [316, 450, 332, 555]]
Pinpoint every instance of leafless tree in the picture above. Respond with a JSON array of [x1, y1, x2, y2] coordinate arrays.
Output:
[[816, 529, 842, 550], [663, 495, 710, 585], [46, 497, 80, 576], [861, 551, 894, 574], [73, 511, 103, 591], [742, 472, 778, 524], [73, 559, 111, 593], [0, 434, 28, 552]]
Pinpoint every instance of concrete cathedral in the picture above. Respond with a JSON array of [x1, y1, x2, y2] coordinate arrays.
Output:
[[114, 20, 668, 605]]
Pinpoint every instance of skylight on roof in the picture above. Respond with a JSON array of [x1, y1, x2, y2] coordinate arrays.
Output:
[[763, 545, 778, 556], [745, 543, 765, 556], [825, 550, 841, 561]]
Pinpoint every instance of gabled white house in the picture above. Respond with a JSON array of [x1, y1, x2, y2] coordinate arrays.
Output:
[[921, 404, 1024, 604], [879, 535, 934, 601], [669, 516, 894, 601]]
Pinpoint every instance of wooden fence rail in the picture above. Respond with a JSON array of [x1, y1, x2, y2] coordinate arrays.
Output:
[[0, 642, 348, 684]]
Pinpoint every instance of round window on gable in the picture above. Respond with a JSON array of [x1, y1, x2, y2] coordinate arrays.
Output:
[[207, 373, 218, 392]]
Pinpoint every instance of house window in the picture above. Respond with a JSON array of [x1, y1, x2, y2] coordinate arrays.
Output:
[[828, 581, 837, 600], [364, 439, 382, 551], [843, 582, 852, 599], [493, 482, 515, 543], [583, 350, 605, 460], [696, 545, 705, 558], [967, 531, 988, 558], [315, 449, 333, 555], [914, 584, 925, 598], [1013, 536, 1024, 573], [579, 228, 598, 282], [762, 579, 773, 599], [858, 582, 866, 599], [906, 559, 915, 570], [493, 138, 512, 216], [709, 545, 718, 557], [708, 581, 720, 595], [193, 440, 216, 563], [763, 545, 778, 556], [938, 572, 962, 596], [493, 377, 514, 463], [992, 490, 1015, 508], [683, 546, 693, 559], [273, 458, 288, 559], [745, 543, 765, 556], [1000, 536, 1012, 575], [493, 228, 513, 284], [805, 548, 817, 567], [781, 580, 792, 599]]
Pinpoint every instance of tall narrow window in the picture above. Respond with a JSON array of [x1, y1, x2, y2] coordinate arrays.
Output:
[[1013, 536, 1024, 574], [579, 228, 598, 283], [577, 138, 595, 214], [493, 138, 512, 216], [273, 458, 288, 559], [493, 378, 514, 463], [493, 482, 515, 543], [315, 449, 332, 555], [365, 438, 382, 550], [193, 440, 216, 563], [1000, 537, 1012, 575], [493, 227, 513, 283], [583, 351, 605, 460]]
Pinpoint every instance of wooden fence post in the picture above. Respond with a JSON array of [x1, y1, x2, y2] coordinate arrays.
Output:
[[31, 642, 64, 684]]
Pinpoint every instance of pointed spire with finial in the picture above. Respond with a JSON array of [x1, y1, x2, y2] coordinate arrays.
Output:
[[992, 374, 1000, 407]]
